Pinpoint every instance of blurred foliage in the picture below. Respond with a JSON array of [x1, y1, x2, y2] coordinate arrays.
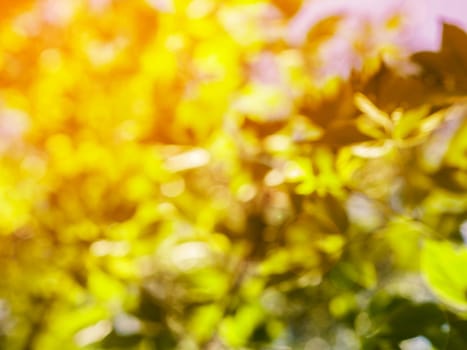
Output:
[[1, 1, 467, 349]]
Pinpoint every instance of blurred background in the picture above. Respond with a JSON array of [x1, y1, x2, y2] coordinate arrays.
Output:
[[1, 0, 467, 349]]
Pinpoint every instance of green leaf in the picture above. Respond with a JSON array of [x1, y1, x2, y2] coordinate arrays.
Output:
[[219, 303, 264, 347], [392, 105, 430, 140], [354, 93, 392, 132], [421, 240, 467, 311]]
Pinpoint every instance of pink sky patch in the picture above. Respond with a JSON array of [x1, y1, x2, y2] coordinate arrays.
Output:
[[288, 0, 467, 79]]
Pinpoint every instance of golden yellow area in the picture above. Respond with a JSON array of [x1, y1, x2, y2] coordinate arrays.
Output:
[[1, 1, 467, 349]]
